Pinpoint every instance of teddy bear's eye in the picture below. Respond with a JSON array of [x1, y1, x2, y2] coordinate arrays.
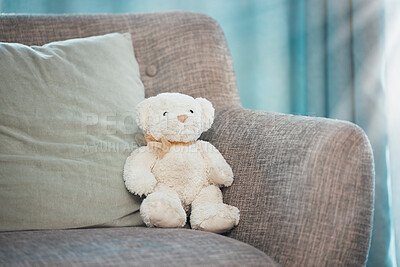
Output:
[[163, 112, 168, 116], [189, 110, 194, 114]]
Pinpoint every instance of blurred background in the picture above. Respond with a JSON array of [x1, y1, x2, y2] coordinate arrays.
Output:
[[1, 0, 399, 266]]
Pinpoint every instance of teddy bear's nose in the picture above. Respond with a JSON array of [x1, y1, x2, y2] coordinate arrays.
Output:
[[177, 114, 188, 123]]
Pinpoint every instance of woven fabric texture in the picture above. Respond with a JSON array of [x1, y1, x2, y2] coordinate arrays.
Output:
[[201, 107, 374, 266], [0, 12, 374, 266], [0, 12, 240, 109], [0, 227, 277, 266]]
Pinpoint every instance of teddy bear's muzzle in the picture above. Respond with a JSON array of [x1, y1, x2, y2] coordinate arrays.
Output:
[[177, 114, 188, 123]]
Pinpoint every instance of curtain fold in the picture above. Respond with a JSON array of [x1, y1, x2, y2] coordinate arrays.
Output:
[[305, 0, 327, 117], [351, 1, 391, 265], [385, 0, 400, 264], [0, 0, 396, 265]]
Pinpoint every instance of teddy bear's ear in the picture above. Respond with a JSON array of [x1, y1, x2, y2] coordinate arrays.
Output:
[[196, 97, 215, 131], [135, 97, 153, 132]]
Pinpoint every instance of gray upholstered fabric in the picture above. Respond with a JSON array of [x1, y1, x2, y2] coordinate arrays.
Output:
[[0, 12, 241, 109], [0, 227, 277, 266], [201, 107, 374, 266], [0, 12, 374, 266]]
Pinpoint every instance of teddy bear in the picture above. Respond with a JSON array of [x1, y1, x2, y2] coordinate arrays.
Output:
[[123, 92, 239, 233]]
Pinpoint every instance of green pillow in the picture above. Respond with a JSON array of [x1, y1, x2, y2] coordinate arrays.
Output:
[[0, 32, 144, 231]]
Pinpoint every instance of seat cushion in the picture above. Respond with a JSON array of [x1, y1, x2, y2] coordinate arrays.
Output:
[[0, 227, 278, 266]]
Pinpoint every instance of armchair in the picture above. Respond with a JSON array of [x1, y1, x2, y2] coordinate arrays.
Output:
[[0, 11, 374, 266]]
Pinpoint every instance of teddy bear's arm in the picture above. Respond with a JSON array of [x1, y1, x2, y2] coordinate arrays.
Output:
[[123, 146, 158, 196], [196, 140, 234, 187]]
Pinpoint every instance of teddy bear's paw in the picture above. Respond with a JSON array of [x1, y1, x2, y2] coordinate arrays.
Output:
[[210, 165, 234, 186], [140, 193, 186, 228], [191, 204, 240, 233], [124, 171, 157, 197]]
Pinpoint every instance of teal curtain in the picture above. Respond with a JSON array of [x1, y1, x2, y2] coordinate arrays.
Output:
[[1, 0, 397, 265]]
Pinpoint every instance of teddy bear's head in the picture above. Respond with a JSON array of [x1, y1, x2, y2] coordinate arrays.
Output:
[[136, 93, 215, 143]]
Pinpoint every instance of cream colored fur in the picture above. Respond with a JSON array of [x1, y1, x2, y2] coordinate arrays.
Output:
[[123, 93, 239, 233]]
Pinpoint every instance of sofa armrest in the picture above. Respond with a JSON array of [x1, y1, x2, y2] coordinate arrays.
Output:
[[201, 107, 374, 266]]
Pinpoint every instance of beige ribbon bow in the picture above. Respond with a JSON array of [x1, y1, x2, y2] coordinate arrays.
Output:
[[144, 135, 194, 159]]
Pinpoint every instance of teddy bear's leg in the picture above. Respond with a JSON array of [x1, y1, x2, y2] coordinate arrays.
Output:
[[140, 184, 186, 228], [190, 185, 240, 233]]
